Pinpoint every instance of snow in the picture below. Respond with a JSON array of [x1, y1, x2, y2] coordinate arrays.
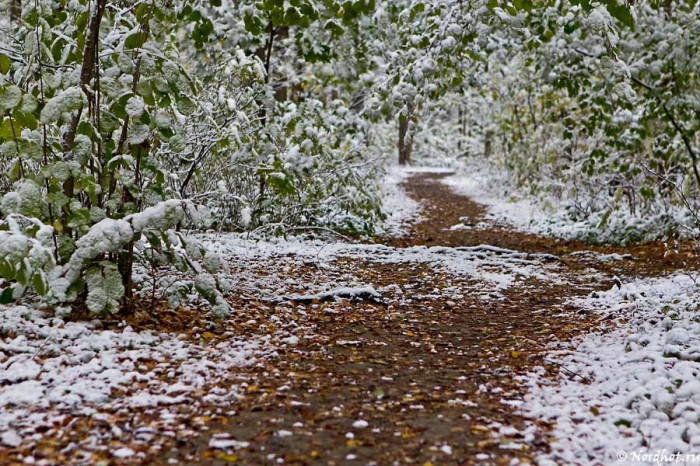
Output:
[[284, 286, 380, 303], [524, 273, 700, 464], [0, 359, 41, 383], [40, 87, 85, 123], [0, 305, 276, 450], [113, 447, 135, 458], [1, 430, 23, 448], [128, 199, 184, 233], [441, 170, 556, 236], [377, 166, 421, 236], [198, 234, 566, 301], [440, 162, 694, 243], [352, 419, 369, 429], [209, 436, 250, 450], [125, 96, 145, 118], [69, 218, 134, 263]]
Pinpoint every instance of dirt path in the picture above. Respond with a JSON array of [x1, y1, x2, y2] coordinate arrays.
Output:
[[12, 173, 693, 465], [144, 172, 696, 466]]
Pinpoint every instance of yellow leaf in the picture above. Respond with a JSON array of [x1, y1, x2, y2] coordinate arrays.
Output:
[[511, 350, 520, 359], [470, 425, 491, 434], [53, 220, 63, 233], [217, 453, 238, 462], [346, 439, 359, 448]]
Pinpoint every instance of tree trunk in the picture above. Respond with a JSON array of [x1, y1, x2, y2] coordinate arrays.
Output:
[[484, 131, 492, 158], [398, 111, 413, 166], [11, 0, 20, 21], [457, 105, 464, 152], [61, 0, 107, 228], [253, 21, 276, 202], [256, 20, 275, 126]]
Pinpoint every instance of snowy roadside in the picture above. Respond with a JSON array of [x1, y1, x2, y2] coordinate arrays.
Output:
[[0, 304, 279, 460], [376, 166, 422, 236], [440, 162, 693, 243], [0, 228, 569, 463], [523, 273, 700, 465]]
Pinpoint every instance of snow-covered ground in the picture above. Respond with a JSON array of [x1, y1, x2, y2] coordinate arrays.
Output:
[[441, 161, 693, 243], [3, 165, 698, 464], [376, 166, 422, 236], [198, 233, 567, 300], [524, 273, 700, 465], [377, 165, 461, 237], [0, 224, 570, 461], [0, 305, 278, 459]]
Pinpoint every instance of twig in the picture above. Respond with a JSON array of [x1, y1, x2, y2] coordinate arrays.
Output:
[[544, 359, 593, 384]]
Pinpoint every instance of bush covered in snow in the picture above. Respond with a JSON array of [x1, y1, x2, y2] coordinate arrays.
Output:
[[426, 2, 700, 243]]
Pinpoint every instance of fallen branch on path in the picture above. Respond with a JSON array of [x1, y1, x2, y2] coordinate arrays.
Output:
[[278, 287, 385, 305]]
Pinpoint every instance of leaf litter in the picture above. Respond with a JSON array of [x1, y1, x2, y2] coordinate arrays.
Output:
[[1, 171, 697, 465]]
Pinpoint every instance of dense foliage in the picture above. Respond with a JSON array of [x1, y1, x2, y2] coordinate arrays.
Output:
[[0, 0, 697, 315], [416, 1, 700, 242]]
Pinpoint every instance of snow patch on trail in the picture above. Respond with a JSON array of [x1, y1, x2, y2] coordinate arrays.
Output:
[[0, 305, 276, 449], [377, 166, 421, 236], [525, 273, 700, 465], [200, 234, 567, 297], [441, 170, 564, 236]]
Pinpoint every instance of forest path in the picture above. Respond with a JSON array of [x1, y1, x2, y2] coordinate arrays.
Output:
[[165, 172, 687, 465]]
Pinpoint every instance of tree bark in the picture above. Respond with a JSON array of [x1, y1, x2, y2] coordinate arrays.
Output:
[[11, 0, 20, 22], [61, 0, 108, 220], [398, 108, 414, 166]]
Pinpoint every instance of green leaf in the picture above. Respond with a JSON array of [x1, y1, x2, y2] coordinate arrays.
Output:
[[135, 3, 151, 22], [32, 271, 48, 296], [0, 287, 15, 304], [604, 1, 634, 28], [0, 118, 22, 141], [324, 19, 344, 37], [0, 258, 15, 280], [15, 260, 28, 286], [192, 19, 214, 47], [0, 84, 22, 112], [513, 0, 532, 12], [0, 54, 10, 74], [410, 2, 425, 20], [597, 209, 612, 228], [244, 12, 262, 35], [125, 31, 148, 49], [13, 110, 38, 130]]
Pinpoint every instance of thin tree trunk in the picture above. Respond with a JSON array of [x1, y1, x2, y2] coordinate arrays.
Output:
[[256, 20, 276, 201], [11, 0, 20, 21], [258, 20, 275, 126], [398, 107, 414, 166], [61, 0, 107, 223]]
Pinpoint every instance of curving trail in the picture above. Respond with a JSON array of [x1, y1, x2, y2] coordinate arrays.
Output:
[[149, 172, 687, 466]]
